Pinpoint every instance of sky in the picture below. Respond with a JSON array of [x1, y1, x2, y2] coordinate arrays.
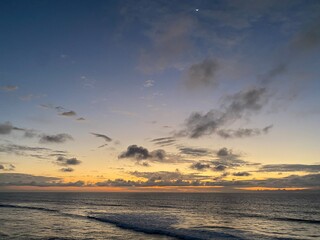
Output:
[[0, 0, 320, 192]]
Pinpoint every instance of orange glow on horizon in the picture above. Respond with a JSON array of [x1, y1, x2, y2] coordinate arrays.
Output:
[[237, 187, 310, 191]]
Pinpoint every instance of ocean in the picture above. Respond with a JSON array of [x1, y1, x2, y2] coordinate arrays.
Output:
[[0, 192, 319, 240]]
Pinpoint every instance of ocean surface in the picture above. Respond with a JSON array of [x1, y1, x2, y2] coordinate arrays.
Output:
[[0, 192, 319, 240]]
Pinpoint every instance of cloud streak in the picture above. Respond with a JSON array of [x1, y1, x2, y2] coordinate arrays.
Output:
[[177, 87, 270, 138], [39, 134, 73, 144], [185, 59, 220, 89], [91, 133, 112, 142]]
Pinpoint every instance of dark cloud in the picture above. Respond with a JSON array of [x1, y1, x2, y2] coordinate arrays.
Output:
[[259, 164, 320, 173], [0, 122, 14, 134], [1, 172, 318, 189], [190, 147, 252, 173], [77, 117, 85, 121], [259, 64, 287, 84], [0, 143, 62, 159], [217, 125, 273, 138], [185, 59, 220, 89], [0, 121, 38, 138], [118, 145, 190, 164], [216, 147, 231, 157], [208, 174, 320, 189], [59, 111, 77, 117], [91, 133, 112, 142], [98, 144, 108, 148], [179, 147, 211, 157], [39, 133, 73, 144], [213, 165, 227, 171], [233, 171, 251, 176], [290, 18, 320, 54], [118, 145, 166, 161], [190, 162, 211, 171], [0, 173, 84, 187], [150, 137, 176, 147], [177, 87, 269, 138], [150, 149, 166, 161], [60, 167, 74, 172], [0, 85, 18, 91], [40, 104, 82, 119], [130, 169, 209, 182], [56, 156, 81, 166], [119, 145, 150, 160], [94, 173, 319, 189]]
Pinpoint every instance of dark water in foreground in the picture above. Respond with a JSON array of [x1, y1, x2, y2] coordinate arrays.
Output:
[[0, 192, 319, 240]]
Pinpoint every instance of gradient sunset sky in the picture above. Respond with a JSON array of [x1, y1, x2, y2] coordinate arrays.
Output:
[[0, 0, 319, 191]]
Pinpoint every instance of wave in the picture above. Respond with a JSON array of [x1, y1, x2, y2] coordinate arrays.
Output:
[[232, 212, 320, 225], [88, 213, 244, 240], [273, 217, 320, 224], [0, 203, 59, 213]]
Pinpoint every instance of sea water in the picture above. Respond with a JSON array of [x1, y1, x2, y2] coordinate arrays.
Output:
[[0, 192, 319, 239]]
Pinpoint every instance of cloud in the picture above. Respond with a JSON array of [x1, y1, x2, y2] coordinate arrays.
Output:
[[190, 162, 211, 171], [119, 145, 151, 160], [56, 156, 81, 166], [208, 173, 320, 189], [118, 145, 190, 164], [216, 147, 231, 157], [0, 143, 63, 159], [60, 167, 74, 172], [77, 117, 85, 121], [0, 163, 15, 171], [0, 173, 84, 187], [39, 133, 73, 144], [232, 171, 251, 177], [0, 121, 38, 138], [130, 169, 209, 182], [0, 85, 18, 91], [0, 122, 15, 135], [98, 144, 108, 148], [259, 164, 320, 173], [185, 59, 220, 89], [259, 64, 287, 85], [190, 147, 254, 173], [217, 125, 273, 138], [150, 137, 176, 147], [94, 173, 320, 189], [179, 147, 211, 157], [177, 87, 269, 138], [290, 18, 320, 54], [40, 104, 82, 119], [91, 133, 112, 142], [143, 80, 154, 88], [59, 111, 77, 117], [139, 14, 196, 72]]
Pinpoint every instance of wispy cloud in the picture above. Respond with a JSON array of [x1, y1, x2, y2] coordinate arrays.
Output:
[[60, 167, 74, 172], [259, 164, 320, 173], [39, 133, 73, 144], [119, 145, 190, 165], [150, 137, 176, 147], [185, 58, 220, 89], [179, 147, 212, 157], [176, 87, 270, 138], [0, 173, 84, 187], [143, 79, 154, 88], [0, 85, 18, 91], [56, 156, 81, 166], [91, 133, 112, 142], [0, 142, 68, 160]]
